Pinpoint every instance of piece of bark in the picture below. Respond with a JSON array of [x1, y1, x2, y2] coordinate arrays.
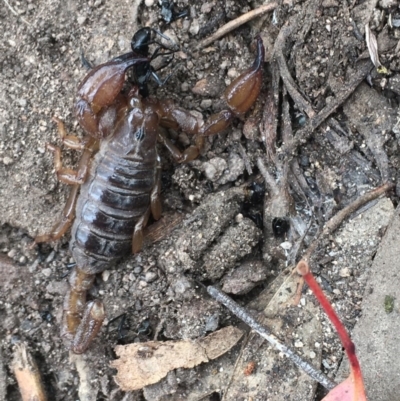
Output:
[[111, 326, 243, 391]]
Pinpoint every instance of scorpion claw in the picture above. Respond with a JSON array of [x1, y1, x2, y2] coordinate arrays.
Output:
[[75, 53, 149, 138], [223, 36, 265, 117]]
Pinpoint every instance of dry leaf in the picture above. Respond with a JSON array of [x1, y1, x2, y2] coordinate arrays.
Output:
[[365, 23, 381, 67], [111, 326, 243, 391], [365, 23, 387, 74]]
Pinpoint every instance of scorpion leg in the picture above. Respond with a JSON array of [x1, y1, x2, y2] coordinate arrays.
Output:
[[150, 160, 162, 220], [132, 160, 162, 253], [153, 36, 264, 162], [34, 184, 79, 243], [35, 133, 99, 243], [61, 267, 105, 354], [158, 130, 205, 163], [47, 120, 99, 185], [53, 117, 88, 150], [132, 207, 152, 254]]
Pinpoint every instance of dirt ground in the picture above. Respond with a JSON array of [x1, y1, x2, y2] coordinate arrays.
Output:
[[0, 0, 399, 400]]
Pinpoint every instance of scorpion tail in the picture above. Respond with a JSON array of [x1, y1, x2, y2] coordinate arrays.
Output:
[[61, 267, 105, 354]]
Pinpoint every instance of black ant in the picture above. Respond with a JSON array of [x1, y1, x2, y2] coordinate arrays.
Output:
[[129, 27, 177, 97]]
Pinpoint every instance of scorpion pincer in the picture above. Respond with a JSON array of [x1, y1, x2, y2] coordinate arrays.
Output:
[[35, 31, 265, 354]]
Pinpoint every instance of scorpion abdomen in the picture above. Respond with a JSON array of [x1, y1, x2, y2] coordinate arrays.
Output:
[[70, 122, 158, 274]]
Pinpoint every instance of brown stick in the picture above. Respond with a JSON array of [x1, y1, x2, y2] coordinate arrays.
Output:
[[12, 343, 48, 401], [196, 3, 278, 49]]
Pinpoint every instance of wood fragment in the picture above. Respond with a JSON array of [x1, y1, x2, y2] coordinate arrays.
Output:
[[111, 326, 243, 391], [196, 3, 278, 49], [12, 343, 48, 401]]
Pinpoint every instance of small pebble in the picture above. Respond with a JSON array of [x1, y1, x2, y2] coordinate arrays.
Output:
[[17, 98, 27, 107], [280, 241, 292, 250], [200, 99, 212, 109], [42, 268, 52, 277], [227, 68, 238, 79], [205, 314, 219, 332], [133, 266, 142, 274], [102, 270, 111, 282], [189, 19, 200, 35], [235, 213, 244, 223], [203, 157, 227, 182], [77, 16, 86, 25], [145, 0, 154, 5], [76, 15, 86, 25], [145, 272, 158, 283], [7, 249, 17, 258]]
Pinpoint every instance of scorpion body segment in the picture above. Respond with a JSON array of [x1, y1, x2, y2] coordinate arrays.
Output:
[[36, 33, 265, 353]]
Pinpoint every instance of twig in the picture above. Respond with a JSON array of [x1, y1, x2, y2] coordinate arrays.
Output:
[[207, 285, 337, 390], [12, 343, 48, 401], [3, 0, 31, 26], [281, 59, 374, 159], [196, 3, 278, 49], [303, 181, 394, 262], [274, 24, 315, 119], [257, 157, 278, 195]]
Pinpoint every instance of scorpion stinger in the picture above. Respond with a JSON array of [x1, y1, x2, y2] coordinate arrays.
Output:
[[35, 34, 264, 353]]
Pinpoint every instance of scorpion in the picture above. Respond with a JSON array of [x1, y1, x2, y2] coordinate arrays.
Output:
[[35, 29, 265, 354]]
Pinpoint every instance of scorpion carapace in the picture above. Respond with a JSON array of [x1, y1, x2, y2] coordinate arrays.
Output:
[[35, 33, 265, 353]]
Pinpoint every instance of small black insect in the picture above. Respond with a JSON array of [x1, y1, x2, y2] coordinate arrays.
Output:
[[249, 182, 265, 204], [272, 217, 290, 237], [129, 27, 175, 97]]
